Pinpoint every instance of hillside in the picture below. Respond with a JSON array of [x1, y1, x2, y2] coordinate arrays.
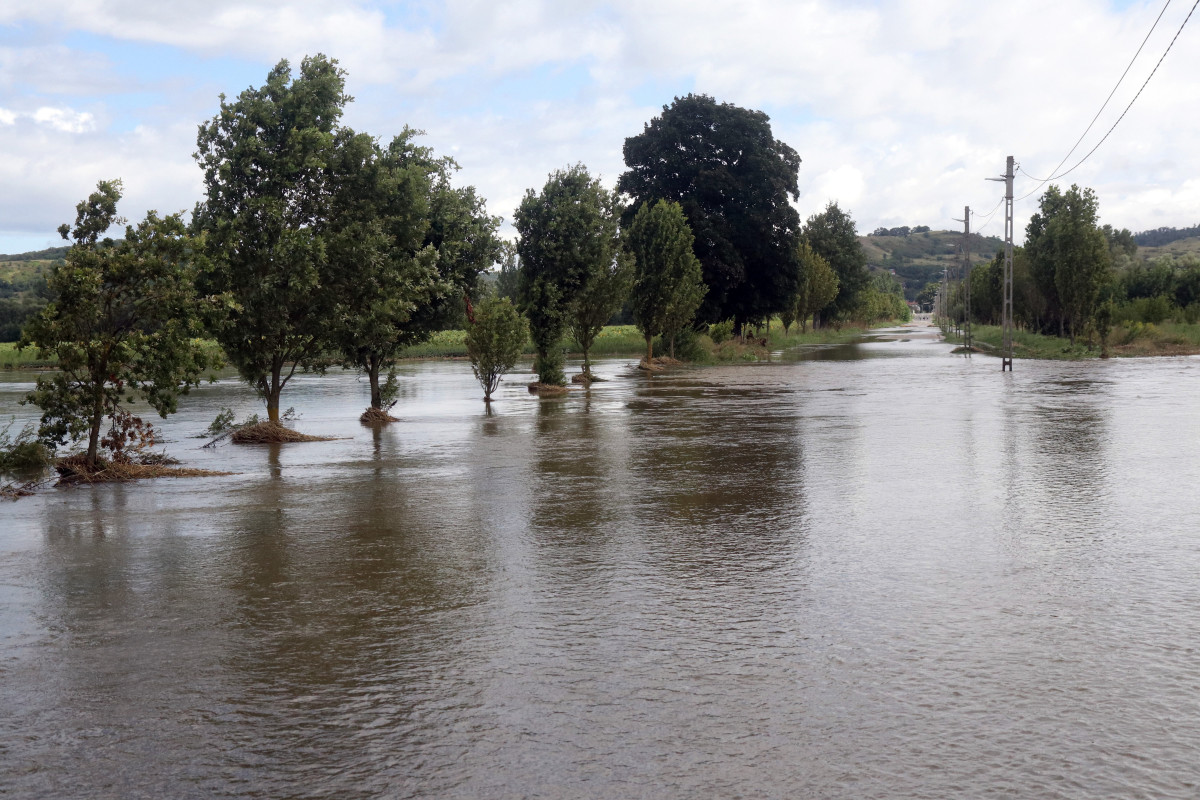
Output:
[[860, 229, 1004, 300], [0, 256, 57, 342], [1135, 235, 1200, 261]]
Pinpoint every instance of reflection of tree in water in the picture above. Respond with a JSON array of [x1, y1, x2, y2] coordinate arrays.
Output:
[[215, 439, 497, 795], [624, 377, 809, 586], [1017, 377, 1113, 539]]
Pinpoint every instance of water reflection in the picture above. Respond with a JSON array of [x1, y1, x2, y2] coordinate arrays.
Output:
[[5, 346, 1200, 798]]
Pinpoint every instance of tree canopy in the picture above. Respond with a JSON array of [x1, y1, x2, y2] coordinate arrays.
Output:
[[21, 180, 213, 467], [803, 202, 868, 322], [626, 199, 706, 361], [193, 53, 348, 422], [515, 164, 621, 386], [618, 94, 801, 327]]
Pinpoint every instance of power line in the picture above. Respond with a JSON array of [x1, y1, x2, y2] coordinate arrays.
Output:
[[1017, 0, 1199, 202], [1018, 0, 1174, 187]]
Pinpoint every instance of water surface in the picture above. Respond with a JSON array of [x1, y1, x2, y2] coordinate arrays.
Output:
[[3, 328, 1200, 798]]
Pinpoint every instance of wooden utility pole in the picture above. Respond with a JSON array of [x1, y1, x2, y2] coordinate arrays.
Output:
[[988, 157, 1015, 370]]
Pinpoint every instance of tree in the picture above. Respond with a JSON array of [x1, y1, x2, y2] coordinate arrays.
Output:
[[193, 54, 348, 423], [618, 94, 801, 328], [21, 180, 213, 468], [916, 281, 939, 313], [466, 296, 528, 401], [495, 241, 521, 301], [788, 241, 839, 333], [626, 200, 706, 361], [515, 164, 620, 386], [1027, 185, 1111, 344], [803, 202, 868, 324], [569, 249, 632, 378]]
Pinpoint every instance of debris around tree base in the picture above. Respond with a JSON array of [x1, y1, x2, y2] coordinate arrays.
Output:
[[53, 453, 234, 484], [360, 407, 400, 425], [571, 372, 592, 385], [527, 382, 569, 397], [231, 421, 330, 444]]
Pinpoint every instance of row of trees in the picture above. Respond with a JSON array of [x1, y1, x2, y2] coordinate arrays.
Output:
[[19, 62, 890, 465], [21, 55, 501, 466], [941, 183, 1200, 350]]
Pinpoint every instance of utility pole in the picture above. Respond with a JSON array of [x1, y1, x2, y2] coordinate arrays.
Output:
[[987, 156, 1015, 370], [954, 205, 972, 354]]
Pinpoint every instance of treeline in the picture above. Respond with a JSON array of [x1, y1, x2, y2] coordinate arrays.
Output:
[[941, 184, 1199, 351], [16, 55, 907, 468], [1133, 224, 1200, 248], [870, 225, 931, 237]]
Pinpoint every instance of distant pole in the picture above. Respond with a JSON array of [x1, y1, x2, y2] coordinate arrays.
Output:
[[954, 205, 972, 354], [987, 156, 1015, 370]]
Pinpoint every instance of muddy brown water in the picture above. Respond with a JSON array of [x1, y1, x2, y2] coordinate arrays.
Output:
[[4, 328, 1200, 798]]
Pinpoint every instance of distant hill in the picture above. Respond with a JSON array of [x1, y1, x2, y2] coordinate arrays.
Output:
[[1133, 225, 1200, 248], [1136, 235, 1200, 261], [0, 245, 68, 262], [860, 229, 1004, 300], [0, 249, 62, 342]]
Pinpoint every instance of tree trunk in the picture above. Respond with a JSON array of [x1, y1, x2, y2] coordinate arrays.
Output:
[[368, 355, 382, 409], [802, 316, 809, 333], [86, 387, 104, 468], [267, 361, 282, 423], [783, 322, 791, 335], [645, 334, 653, 362], [669, 333, 676, 359], [582, 347, 592, 378]]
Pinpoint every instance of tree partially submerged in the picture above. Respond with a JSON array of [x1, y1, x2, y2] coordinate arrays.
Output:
[[618, 94, 801, 328], [193, 54, 348, 423], [569, 249, 632, 379], [626, 199, 706, 360], [466, 297, 528, 401], [515, 164, 620, 387], [20, 180, 213, 468]]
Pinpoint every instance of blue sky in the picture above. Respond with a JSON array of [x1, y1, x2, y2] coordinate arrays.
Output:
[[2, 0, 1198, 255]]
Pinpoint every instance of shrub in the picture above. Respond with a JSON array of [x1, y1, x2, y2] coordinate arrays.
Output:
[[0, 418, 52, 472], [708, 319, 735, 344], [466, 297, 529, 400]]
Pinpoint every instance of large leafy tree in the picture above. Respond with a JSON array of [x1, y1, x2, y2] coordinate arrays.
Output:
[[626, 199, 706, 361], [618, 94, 802, 327], [193, 54, 348, 423], [1027, 184, 1111, 344], [325, 127, 439, 411], [515, 164, 621, 386], [21, 180, 213, 467], [1025, 186, 1067, 335], [803, 202, 868, 324]]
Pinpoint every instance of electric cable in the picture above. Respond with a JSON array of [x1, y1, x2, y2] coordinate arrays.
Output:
[[1017, 0, 1198, 201]]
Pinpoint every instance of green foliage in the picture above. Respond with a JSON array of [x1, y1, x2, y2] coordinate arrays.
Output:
[[618, 94, 801, 325], [515, 163, 620, 385], [20, 180, 213, 467], [495, 240, 521, 300], [789, 241, 840, 332], [804, 202, 868, 322], [626, 199, 707, 360], [854, 271, 911, 324], [569, 247, 633, 377], [193, 54, 349, 422], [708, 319, 734, 344], [0, 418, 52, 472], [323, 125, 500, 410], [466, 297, 528, 400]]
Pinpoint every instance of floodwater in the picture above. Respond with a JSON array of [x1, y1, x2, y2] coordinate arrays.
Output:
[[3, 326, 1200, 799]]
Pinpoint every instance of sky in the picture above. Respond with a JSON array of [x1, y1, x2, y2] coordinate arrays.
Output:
[[1, 0, 1198, 255]]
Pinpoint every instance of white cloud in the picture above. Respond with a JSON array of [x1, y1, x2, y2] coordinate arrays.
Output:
[[2, 0, 1200, 252]]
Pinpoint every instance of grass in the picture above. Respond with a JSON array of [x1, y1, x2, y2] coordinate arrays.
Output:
[[948, 322, 1200, 360], [0, 342, 55, 369]]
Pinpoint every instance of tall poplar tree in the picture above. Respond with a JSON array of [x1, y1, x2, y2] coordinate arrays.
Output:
[[1028, 185, 1111, 344], [193, 54, 347, 422], [626, 200, 706, 361], [515, 164, 620, 386]]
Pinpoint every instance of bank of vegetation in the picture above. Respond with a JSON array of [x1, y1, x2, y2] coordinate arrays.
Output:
[[936, 184, 1200, 359]]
